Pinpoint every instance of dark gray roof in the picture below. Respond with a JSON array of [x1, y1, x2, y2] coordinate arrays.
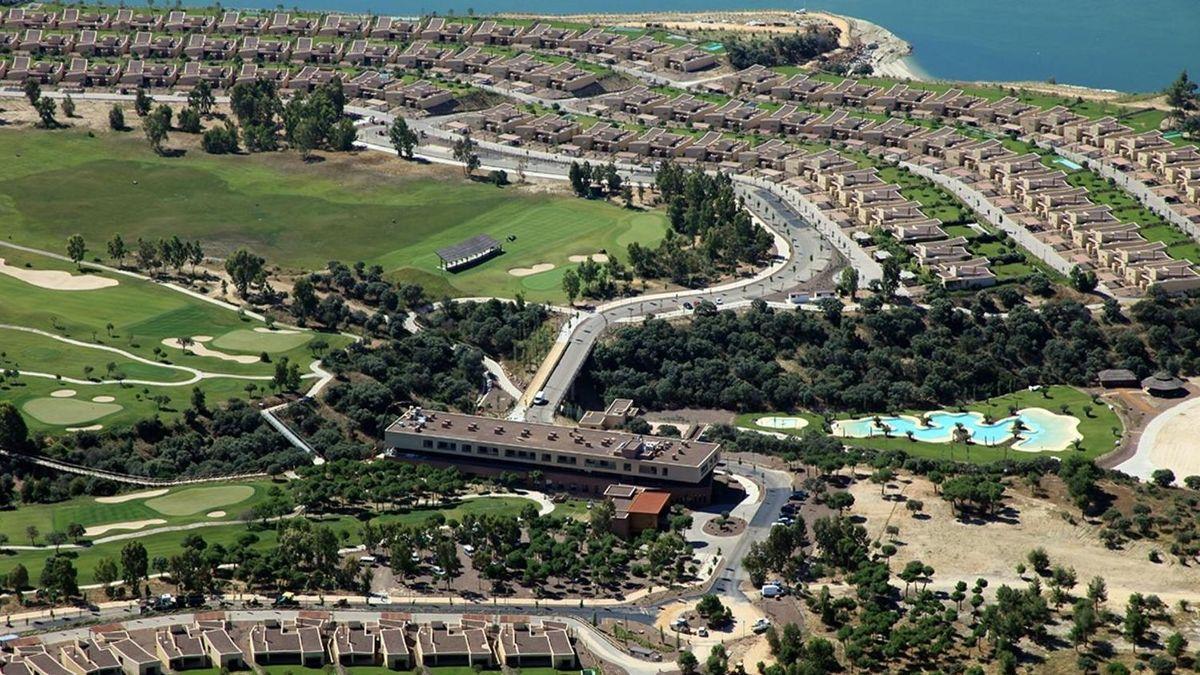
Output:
[[1143, 371, 1186, 392], [436, 234, 500, 262]]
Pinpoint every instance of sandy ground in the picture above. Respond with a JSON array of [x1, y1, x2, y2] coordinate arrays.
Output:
[[95, 488, 169, 504], [0, 258, 118, 291], [754, 416, 810, 431], [206, 510, 227, 518], [91, 396, 115, 403], [65, 424, 104, 432], [850, 475, 1200, 605], [508, 263, 556, 277], [254, 327, 301, 334], [568, 254, 611, 263], [655, 599, 769, 661], [50, 389, 77, 398], [161, 336, 261, 364], [1118, 389, 1200, 483], [83, 518, 167, 537]]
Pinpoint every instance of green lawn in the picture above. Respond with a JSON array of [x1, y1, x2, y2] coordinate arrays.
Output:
[[0, 481, 277, 546], [0, 245, 351, 431], [0, 129, 668, 303], [739, 386, 1122, 464], [0, 495, 533, 586]]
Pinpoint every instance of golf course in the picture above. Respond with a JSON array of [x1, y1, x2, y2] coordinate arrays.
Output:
[[0, 487, 542, 582], [0, 129, 668, 302], [0, 244, 353, 432]]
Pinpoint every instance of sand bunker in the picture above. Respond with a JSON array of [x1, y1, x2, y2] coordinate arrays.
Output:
[[0, 258, 118, 291], [84, 519, 167, 537], [162, 336, 261, 364], [1135, 396, 1200, 482], [51, 389, 77, 398], [253, 327, 300, 334], [755, 415, 810, 431], [207, 510, 227, 518], [96, 488, 169, 504], [91, 396, 116, 403], [508, 263, 556, 277], [66, 424, 104, 432], [568, 253, 611, 263]]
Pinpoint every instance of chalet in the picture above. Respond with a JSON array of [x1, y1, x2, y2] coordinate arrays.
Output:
[[74, 30, 128, 57], [343, 39, 395, 66], [469, 20, 523, 45], [2, 9, 56, 30], [235, 63, 289, 87], [651, 94, 715, 123], [162, 11, 213, 33], [198, 627, 244, 671], [936, 257, 996, 289], [21, 29, 75, 55], [286, 65, 339, 92], [495, 623, 575, 669], [719, 64, 781, 95], [514, 114, 579, 145], [370, 17, 417, 41], [702, 100, 765, 131], [536, 61, 596, 93], [330, 625, 376, 667], [571, 125, 636, 152], [176, 62, 233, 89], [120, 60, 177, 88], [628, 128, 695, 158], [239, 36, 291, 62], [419, 17, 474, 43], [184, 34, 236, 60], [517, 23, 575, 49], [62, 58, 121, 86], [317, 14, 366, 38], [58, 9, 109, 30], [378, 628, 411, 670], [60, 641, 122, 675], [384, 79, 453, 110], [130, 33, 183, 59], [769, 74, 828, 102], [247, 624, 325, 667], [111, 10, 160, 32], [290, 37, 342, 64], [413, 623, 492, 668], [155, 627, 207, 672], [396, 41, 448, 69], [652, 44, 716, 72], [267, 13, 317, 36], [99, 637, 160, 675], [3, 55, 63, 83]]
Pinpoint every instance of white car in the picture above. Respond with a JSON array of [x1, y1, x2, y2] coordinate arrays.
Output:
[[715, 297, 724, 305], [462, 545, 475, 556], [430, 565, 445, 577], [752, 618, 771, 634]]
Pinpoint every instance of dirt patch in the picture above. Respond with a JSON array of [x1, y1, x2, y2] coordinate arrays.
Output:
[[702, 515, 747, 537], [848, 474, 1200, 604], [161, 336, 261, 364], [568, 253, 611, 263], [95, 488, 169, 504], [83, 518, 167, 537], [0, 258, 118, 291], [508, 263, 555, 277]]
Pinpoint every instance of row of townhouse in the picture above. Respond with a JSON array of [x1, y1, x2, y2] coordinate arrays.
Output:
[[0, 616, 576, 675], [463, 92, 1200, 293], [1, 9, 716, 72], [0, 53, 453, 106], [782, 148, 995, 289], [395, 43, 597, 94], [715, 65, 1200, 233], [1032, 111, 1200, 224]]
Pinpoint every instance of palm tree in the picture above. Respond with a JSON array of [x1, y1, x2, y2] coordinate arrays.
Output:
[[952, 422, 971, 445]]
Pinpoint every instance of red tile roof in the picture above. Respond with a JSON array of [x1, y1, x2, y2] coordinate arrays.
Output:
[[627, 491, 670, 516]]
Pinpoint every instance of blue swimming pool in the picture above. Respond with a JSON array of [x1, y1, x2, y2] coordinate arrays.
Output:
[[832, 408, 1082, 452], [1054, 157, 1084, 171]]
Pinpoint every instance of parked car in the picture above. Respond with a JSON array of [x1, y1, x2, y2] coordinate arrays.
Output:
[[752, 618, 772, 634]]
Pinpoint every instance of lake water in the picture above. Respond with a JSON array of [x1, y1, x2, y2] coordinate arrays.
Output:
[[193, 0, 1198, 93]]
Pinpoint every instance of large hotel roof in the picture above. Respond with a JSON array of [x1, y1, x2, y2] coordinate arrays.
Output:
[[387, 408, 719, 469]]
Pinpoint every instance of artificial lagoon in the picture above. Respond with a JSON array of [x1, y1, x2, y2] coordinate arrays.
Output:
[[831, 407, 1082, 453]]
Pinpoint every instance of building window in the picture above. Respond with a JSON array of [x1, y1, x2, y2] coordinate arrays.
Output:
[[436, 441, 448, 450], [624, 463, 631, 472], [423, 440, 433, 449], [463, 444, 472, 452]]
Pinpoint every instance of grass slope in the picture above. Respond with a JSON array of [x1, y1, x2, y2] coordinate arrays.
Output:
[[0, 129, 667, 302]]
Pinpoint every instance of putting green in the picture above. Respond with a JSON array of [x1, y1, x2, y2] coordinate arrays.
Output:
[[22, 397, 123, 425], [212, 329, 312, 353], [144, 485, 256, 516]]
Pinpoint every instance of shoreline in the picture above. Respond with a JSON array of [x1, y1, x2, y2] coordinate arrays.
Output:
[[498, 8, 1146, 100]]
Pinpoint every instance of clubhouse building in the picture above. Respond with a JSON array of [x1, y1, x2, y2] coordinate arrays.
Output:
[[384, 407, 721, 503]]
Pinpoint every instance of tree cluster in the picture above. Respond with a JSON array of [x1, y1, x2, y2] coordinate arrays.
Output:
[[723, 28, 840, 70]]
